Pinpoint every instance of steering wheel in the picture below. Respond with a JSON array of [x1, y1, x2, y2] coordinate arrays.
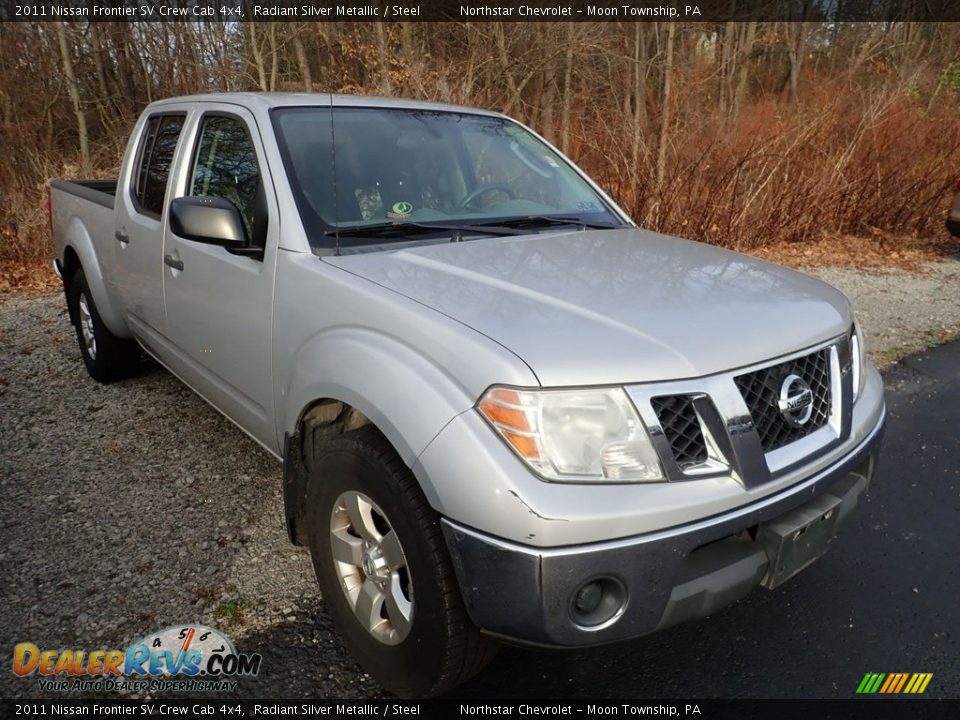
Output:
[[458, 185, 516, 209]]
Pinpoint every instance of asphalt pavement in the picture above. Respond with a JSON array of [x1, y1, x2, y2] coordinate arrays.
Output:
[[454, 341, 960, 699]]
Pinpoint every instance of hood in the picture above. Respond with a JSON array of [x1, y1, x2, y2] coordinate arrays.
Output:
[[325, 228, 852, 387]]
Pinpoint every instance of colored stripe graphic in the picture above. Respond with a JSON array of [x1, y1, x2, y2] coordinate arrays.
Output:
[[855, 673, 885, 694], [856, 672, 933, 694], [881, 673, 902, 693]]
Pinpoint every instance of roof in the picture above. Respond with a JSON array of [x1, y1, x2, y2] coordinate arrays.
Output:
[[148, 92, 504, 118]]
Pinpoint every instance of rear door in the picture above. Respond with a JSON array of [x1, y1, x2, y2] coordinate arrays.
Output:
[[113, 111, 188, 346], [161, 105, 278, 451]]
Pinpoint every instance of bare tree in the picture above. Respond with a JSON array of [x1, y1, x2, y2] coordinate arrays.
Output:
[[655, 22, 676, 195], [54, 22, 90, 175]]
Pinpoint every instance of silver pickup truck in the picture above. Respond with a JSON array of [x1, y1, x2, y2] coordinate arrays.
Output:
[[50, 93, 886, 697]]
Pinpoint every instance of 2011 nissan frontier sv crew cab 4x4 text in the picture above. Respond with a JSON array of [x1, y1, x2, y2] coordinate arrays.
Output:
[[50, 93, 886, 697]]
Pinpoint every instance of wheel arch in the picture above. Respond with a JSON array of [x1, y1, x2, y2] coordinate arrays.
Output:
[[279, 328, 480, 546], [283, 390, 470, 547], [60, 218, 131, 338], [283, 397, 373, 546]]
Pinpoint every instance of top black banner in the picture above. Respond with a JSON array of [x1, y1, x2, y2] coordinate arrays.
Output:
[[2, 0, 960, 23]]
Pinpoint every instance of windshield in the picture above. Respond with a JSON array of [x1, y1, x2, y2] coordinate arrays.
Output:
[[272, 106, 622, 251]]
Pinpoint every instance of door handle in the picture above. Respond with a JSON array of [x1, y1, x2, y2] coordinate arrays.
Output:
[[163, 254, 184, 271], [115, 231, 129, 244]]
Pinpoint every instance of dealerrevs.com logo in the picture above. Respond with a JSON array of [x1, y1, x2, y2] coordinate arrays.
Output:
[[12, 625, 261, 693]]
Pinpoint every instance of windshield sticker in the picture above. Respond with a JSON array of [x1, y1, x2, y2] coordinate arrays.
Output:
[[388, 201, 414, 219]]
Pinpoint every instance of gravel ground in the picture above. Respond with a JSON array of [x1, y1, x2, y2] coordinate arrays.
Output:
[[1, 256, 958, 700], [807, 255, 960, 363], [0, 295, 382, 700]]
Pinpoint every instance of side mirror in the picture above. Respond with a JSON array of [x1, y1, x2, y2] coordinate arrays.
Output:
[[169, 196, 247, 248]]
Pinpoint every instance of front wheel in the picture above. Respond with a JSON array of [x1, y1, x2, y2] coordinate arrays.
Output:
[[67, 269, 140, 383], [306, 427, 498, 697]]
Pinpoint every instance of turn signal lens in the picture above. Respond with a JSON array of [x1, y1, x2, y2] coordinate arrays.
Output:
[[478, 391, 531, 434], [501, 430, 541, 460], [478, 387, 541, 461]]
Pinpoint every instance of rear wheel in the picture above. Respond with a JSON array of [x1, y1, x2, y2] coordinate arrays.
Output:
[[67, 269, 140, 383], [305, 427, 498, 697]]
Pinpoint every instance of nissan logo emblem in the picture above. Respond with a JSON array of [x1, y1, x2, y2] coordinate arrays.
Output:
[[778, 374, 814, 427]]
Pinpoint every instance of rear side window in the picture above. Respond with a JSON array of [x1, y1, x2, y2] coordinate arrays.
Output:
[[133, 114, 185, 217], [189, 115, 262, 237]]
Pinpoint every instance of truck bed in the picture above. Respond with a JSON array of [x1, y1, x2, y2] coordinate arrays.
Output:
[[50, 180, 119, 282], [50, 179, 118, 210]]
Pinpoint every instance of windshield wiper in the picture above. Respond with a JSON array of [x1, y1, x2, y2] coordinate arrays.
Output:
[[325, 216, 616, 241], [326, 221, 522, 239], [471, 215, 619, 231]]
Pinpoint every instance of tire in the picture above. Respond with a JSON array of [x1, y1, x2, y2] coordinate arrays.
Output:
[[305, 426, 498, 697], [67, 269, 140, 383]]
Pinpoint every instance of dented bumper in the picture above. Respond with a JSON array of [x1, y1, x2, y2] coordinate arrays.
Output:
[[441, 410, 884, 647]]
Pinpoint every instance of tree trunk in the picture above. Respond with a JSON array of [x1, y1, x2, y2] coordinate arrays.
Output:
[[539, 55, 558, 143], [55, 22, 90, 175], [248, 22, 268, 91], [291, 26, 313, 92], [375, 21, 391, 94], [496, 23, 523, 114], [90, 27, 112, 128], [786, 23, 805, 104], [630, 23, 649, 183], [268, 24, 278, 92], [560, 24, 576, 154], [732, 21, 757, 121], [719, 21, 735, 115], [655, 22, 676, 194]]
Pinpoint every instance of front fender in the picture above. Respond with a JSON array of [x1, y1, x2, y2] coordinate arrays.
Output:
[[281, 325, 501, 545], [282, 326, 475, 480]]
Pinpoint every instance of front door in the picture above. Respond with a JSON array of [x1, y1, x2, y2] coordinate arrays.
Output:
[[161, 106, 278, 452]]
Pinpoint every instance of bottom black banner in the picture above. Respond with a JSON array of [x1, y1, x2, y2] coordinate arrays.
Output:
[[2, 699, 957, 720]]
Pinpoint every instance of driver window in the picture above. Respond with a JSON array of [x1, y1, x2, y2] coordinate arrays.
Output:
[[189, 116, 262, 239], [461, 127, 562, 208]]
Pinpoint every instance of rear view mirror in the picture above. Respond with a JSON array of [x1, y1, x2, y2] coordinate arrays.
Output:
[[170, 196, 247, 248]]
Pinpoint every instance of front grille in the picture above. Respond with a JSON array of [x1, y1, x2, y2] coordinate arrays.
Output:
[[651, 395, 708, 468], [734, 348, 832, 452]]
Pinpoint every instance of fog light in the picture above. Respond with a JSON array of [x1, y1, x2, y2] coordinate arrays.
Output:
[[574, 581, 603, 615], [569, 577, 627, 628]]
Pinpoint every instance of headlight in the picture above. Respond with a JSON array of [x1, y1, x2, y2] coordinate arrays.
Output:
[[477, 386, 664, 483], [851, 320, 867, 401]]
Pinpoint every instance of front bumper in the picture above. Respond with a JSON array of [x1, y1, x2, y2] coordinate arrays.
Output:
[[442, 408, 884, 647]]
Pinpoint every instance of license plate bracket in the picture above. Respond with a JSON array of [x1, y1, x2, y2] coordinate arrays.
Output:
[[758, 493, 843, 589]]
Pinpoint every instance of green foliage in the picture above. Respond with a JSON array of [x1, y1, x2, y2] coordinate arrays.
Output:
[[941, 62, 960, 91], [216, 598, 248, 628]]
